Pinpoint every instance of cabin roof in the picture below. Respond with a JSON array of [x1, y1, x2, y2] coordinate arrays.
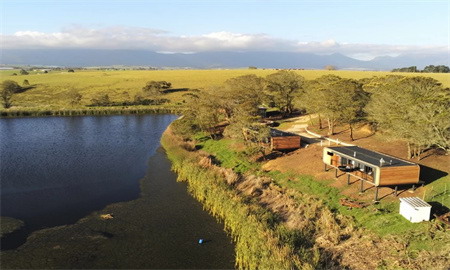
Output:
[[270, 128, 299, 137], [326, 146, 416, 168]]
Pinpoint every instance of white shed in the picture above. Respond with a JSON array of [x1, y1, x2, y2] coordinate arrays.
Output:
[[399, 197, 431, 223]]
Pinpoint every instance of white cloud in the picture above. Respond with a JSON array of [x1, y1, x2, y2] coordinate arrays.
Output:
[[1, 25, 447, 59]]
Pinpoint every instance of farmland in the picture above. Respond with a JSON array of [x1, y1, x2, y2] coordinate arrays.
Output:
[[1, 69, 449, 112]]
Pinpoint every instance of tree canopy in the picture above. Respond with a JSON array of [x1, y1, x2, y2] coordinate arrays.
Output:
[[265, 70, 305, 116], [301, 75, 367, 137], [364, 75, 450, 158], [1, 80, 22, 108], [142, 81, 172, 96]]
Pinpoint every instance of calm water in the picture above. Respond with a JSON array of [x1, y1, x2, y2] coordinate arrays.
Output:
[[0, 115, 234, 268]]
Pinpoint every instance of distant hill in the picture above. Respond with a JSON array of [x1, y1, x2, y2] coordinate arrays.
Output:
[[1, 49, 447, 70]]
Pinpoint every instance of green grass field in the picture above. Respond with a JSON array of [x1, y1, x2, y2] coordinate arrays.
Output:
[[1, 69, 449, 111]]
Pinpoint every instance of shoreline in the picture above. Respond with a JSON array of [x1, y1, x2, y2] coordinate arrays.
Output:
[[1, 118, 234, 268], [0, 106, 182, 118]]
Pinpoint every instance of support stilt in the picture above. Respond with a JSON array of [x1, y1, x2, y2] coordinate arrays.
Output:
[[359, 179, 364, 193], [347, 174, 350, 185], [374, 187, 379, 202], [335, 169, 338, 178], [394, 186, 398, 196], [324, 164, 327, 172]]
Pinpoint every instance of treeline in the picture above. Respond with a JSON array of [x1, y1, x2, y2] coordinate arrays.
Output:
[[392, 65, 449, 73], [178, 71, 450, 159]]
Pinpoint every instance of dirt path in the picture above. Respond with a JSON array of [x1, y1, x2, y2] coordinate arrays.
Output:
[[283, 114, 323, 144]]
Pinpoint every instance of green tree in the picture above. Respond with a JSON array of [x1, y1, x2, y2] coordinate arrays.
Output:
[[423, 65, 450, 73], [23, 79, 30, 86], [142, 81, 172, 96], [222, 74, 266, 118], [183, 90, 226, 138], [365, 75, 450, 159], [265, 71, 305, 116], [303, 75, 366, 137], [391, 66, 418, 73], [1, 80, 22, 108]]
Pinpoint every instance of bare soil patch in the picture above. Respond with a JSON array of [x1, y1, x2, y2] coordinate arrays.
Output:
[[264, 121, 449, 203]]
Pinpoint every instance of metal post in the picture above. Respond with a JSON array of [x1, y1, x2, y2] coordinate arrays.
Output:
[[347, 174, 350, 185], [360, 179, 364, 193], [412, 184, 416, 191], [324, 163, 327, 172], [394, 186, 398, 196], [374, 187, 379, 202], [335, 168, 338, 178]]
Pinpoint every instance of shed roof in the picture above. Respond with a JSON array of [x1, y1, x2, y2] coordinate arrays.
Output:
[[270, 128, 299, 137], [400, 197, 431, 208], [326, 146, 416, 168]]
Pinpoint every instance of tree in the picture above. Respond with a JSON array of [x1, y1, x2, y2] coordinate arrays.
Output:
[[324, 65, 337, 70], [423, 65, 450, 73], [365, 75, 450, 159], [391, 66, 418, 73], [222, 74, 266, 118], [1, 80, 22, 108], [19, 69, 29, 75], [142, 81, 172, 96], [302, 75, 367, 137], [265, 71, 305, 116], [68, 69, 75, 73], [23, 80, 30, 86]]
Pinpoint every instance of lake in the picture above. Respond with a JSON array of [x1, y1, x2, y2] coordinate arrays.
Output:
[[0, 115, 234, 269]]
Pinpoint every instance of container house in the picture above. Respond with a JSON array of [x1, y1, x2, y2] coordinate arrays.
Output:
[[323, 146, 420, 186], [323, 146, 420, 201], [270, 129, 301, 151]]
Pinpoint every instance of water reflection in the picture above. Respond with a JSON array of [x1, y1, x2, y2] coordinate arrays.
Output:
[[0, 114, 177, 248]]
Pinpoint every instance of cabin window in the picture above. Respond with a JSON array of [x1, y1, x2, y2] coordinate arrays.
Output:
[[365, 166, 373, 175], [341, 157, 348, 165], [327, 151, 333, 156]]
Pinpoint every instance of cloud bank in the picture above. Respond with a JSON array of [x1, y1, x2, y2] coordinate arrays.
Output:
[[2, 25, 447, 60]]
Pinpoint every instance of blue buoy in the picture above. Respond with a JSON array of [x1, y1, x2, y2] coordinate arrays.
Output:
[[198, 239, 204, 244]]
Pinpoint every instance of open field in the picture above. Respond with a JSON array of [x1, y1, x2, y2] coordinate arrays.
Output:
[[1, 69, 449, 112]]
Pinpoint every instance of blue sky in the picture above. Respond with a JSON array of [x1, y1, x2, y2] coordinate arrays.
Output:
[[2, 0, 449, 59]]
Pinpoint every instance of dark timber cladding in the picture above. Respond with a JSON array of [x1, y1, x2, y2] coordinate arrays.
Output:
[[323, 145, 420, 187], [270, 129, 301, 151]]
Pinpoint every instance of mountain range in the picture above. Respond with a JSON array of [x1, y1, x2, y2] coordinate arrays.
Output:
[[1, 49, 447, 70]]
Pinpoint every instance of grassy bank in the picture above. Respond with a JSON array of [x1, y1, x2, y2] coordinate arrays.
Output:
[[161, 127, 318, 269], [163, 121, 450, 269]]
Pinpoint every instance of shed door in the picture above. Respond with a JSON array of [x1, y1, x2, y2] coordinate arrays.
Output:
[[331, 155, 340, 166]]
